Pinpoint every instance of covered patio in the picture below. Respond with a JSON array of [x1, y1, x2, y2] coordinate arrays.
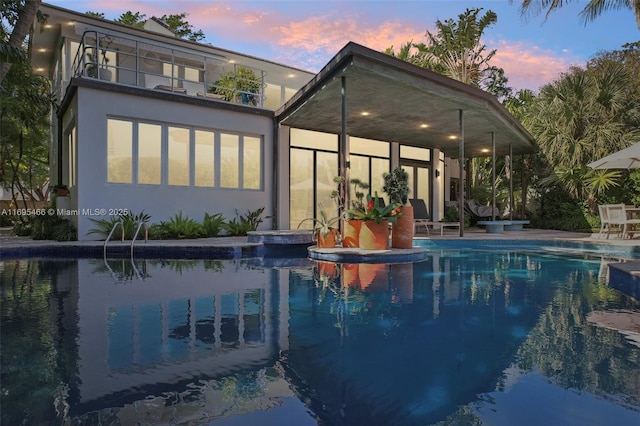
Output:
[[276, 42, 537, 236]]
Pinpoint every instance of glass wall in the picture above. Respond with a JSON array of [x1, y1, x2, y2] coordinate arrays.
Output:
[[349, 137, 390, 200], [400, 145, 432, 214], [106, 118, 262, 190], [289, 131, 390, 229]]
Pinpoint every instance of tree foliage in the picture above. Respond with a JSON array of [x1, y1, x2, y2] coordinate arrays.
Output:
[[116, 11, 146, 28], [0, 0, 42, 84], [159, 13, 205, 42], [510, 0, 640, 30], [385, 8, 510, 98], [1, 0, 52, 206]]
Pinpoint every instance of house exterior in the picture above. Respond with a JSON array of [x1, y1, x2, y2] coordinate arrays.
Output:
[[29, 3, 536, 240]]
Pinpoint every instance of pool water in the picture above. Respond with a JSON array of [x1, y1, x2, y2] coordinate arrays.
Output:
[[1, 248, 639, 425]]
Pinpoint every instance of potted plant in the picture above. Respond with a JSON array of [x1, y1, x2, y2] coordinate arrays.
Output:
[[297, 203, 340, 248], [346, 191, 399, 250], [383, 167, 413, 248], [209, 66, 261, 104], [333, 176, 370, 248]]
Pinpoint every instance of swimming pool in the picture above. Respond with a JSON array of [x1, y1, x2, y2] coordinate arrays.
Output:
[[1, 245, 639, 425]]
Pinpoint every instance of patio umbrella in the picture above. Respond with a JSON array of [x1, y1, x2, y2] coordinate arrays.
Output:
[[588, 142, 640, 170]]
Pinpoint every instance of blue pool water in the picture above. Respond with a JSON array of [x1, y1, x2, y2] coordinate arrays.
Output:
[[1, 246, 639, 425]]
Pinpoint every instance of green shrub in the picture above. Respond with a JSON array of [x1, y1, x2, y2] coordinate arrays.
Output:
[[29, 214, 77, 241], [0, 214, 14, 227], [156, 211, 203, 239], [88, 211, 150, 240], [202, 212, 225, 237], [444, 205, 470, 228], [222, 207, 265, 236], [12, 219, 31, 236]]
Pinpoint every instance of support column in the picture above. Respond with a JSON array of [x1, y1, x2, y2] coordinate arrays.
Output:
[[458, 110, 465, 237], [491, 132, 496, 221], [509, 144, 513, 220], [339, 76, 350, 219]]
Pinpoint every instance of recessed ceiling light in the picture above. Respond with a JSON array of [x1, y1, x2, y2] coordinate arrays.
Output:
[[38, 48, 46, 53], [420, 124, 429, 128], [448, 135, 457, 140], [229, 59, 236, 63], [481, 148, 490, 153], [287, 74, 295, 78], [360, 111, 370, 116], [35, 68, 45, 72]]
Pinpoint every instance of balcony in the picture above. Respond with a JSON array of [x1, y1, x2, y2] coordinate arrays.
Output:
[[70, 30, 266, 107]]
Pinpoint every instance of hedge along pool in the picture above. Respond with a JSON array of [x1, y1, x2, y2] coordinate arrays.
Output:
[[1, 243, 639, 425]]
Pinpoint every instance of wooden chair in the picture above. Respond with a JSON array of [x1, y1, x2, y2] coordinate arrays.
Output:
[[597, 204, 610, 238], [606, 204, 640, 239]]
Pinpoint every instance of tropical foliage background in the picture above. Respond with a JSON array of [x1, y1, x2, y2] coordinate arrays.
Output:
[[2, 1, 639, 232], [387, 7, 640, 231]]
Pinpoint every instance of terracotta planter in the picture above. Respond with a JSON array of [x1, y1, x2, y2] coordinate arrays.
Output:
[[359, 220, 389, 250], [342, 219, 362, 248], [317, 228, 338, 248], [359, 263, 389, 291], [392, 205, 414, 249]]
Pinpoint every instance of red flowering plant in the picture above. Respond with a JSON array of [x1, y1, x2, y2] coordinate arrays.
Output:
[[346, 191, 400, 224]]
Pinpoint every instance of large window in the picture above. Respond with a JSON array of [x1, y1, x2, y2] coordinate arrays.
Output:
[[243, 136, 262, 190], [220, 133, 239, 188], [138, 123, 161, 184], [107, 118, 262, 189], [289, 131, 390, 229], [107, 119, 133, 183], [350, 137, 390, 199], [195, 130, 215, 187], [168, 127, 190, 186]]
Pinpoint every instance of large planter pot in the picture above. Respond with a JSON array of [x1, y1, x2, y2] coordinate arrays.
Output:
[[317, 228, 338, 248], [342, 219, 362, 248], [359, 220, 389, 250], [392, 205, 414, 249]]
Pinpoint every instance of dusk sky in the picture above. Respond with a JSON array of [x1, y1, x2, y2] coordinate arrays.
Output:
[[49, 0, 638, 91]]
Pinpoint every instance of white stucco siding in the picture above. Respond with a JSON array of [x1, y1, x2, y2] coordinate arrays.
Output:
[[75, 87, 274, 240]]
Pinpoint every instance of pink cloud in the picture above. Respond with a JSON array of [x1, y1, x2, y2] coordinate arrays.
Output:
[[272, 16, 425, 70], [489, 40, 580, 91]]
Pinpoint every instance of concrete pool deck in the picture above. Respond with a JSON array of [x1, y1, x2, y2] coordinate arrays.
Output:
[[1, 226, 639, 253]]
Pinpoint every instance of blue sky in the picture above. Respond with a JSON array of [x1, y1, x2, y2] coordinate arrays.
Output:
[[48, 0, 639, 91]]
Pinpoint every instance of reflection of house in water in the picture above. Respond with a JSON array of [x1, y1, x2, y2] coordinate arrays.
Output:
[[74, 259, 291, 410]]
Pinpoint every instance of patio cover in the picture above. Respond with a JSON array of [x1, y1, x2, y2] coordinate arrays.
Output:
[[276, 42, 537, 158]]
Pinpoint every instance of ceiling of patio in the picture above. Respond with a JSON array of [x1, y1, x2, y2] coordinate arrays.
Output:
[[277, 42, 537, 158]]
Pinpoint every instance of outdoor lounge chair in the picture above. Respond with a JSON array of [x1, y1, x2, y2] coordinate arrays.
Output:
[[407, 198, 459, 235], [465, 199, 499, 219]]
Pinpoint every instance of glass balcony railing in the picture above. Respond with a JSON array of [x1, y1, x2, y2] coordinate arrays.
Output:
[[70, 30, 266, 107]]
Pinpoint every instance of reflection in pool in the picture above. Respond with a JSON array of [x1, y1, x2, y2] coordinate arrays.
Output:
[[1, 249, 639, 425]]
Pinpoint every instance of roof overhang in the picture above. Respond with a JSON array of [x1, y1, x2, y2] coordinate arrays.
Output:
[[276, 42, 537, 158]]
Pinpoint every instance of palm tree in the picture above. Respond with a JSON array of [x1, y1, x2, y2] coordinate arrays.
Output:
[[522, 59, 640, 212], [415, 8, 498, 87], [1, 0, 42, 84], [511, 0, 640, 31]]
